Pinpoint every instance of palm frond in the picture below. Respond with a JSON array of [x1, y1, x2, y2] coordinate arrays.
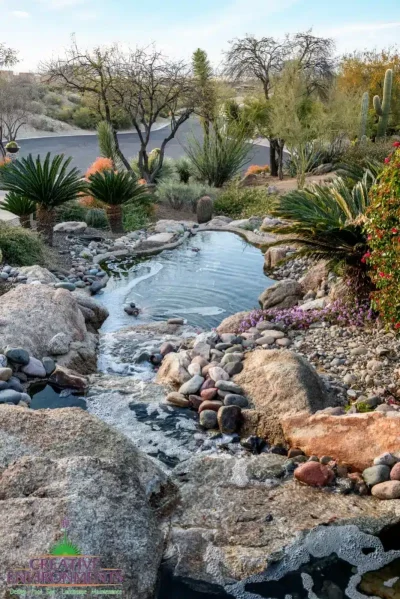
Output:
[[88, 170, 151, 206], [2, 192, 36, 216]]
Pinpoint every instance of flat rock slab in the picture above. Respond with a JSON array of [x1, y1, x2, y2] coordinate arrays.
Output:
[[140, 233, 176, 247], [282, 411, 400, 471]]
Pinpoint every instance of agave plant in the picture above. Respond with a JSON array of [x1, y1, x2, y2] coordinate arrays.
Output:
[[268, 171, 377, 267], [2, 192, 36, 228], [88, 170, 151, 233], [0, 153, 87, 245]]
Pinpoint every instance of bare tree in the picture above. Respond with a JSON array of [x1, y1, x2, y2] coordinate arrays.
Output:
[[224, 31, 335, 176], [42, 41, 131, 170], [112, 46, 196, 182], [0, 43, 18, 68], [0, 80, 31, 156]]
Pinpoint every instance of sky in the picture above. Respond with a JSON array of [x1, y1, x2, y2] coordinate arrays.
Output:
[[2, 0, 400, 72]]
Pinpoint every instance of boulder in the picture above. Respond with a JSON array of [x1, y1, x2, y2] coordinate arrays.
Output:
[[140, 232, 176, 248], [18, 265, 58, 284], [0, 285, 99, 374], [235, 350, 331, 444], [164, 453, 400, 587], [299, 260, 329, 293], [259, 280, 303, 310], [156, 352, 191, 387], [53, 221, 87, 233], [217, 311, 250, 334], [153, 220, 187, 234], [0, 406, 175, 599], [298, 298, 328, 311], [264, 246, 291, 270], [281, 412, 400, 471]]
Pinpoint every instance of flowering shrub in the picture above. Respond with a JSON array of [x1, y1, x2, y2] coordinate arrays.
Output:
[[365, 143, 400, 328], [245, 164, 270, 176], [239, 299, 375, 333], [80, 157, 114, 208], [0, 156, 11, 169]]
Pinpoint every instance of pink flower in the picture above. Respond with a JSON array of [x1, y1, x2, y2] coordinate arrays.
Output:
[[385, 157, 391, 164], [393, 142, 400, 148]]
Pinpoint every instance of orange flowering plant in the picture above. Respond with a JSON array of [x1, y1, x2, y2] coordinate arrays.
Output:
[[245, 164, 270, 176], [364, 142, 400, 328], [80, 157, 114, 208]]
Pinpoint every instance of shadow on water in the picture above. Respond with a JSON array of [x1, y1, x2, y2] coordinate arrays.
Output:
[[29, 382, 87, 410]]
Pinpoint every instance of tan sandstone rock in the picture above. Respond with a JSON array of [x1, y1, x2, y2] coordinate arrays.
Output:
[[217, 311, 250, 334], [259, 280, 303, 310], [235, 350, 332, 444], [281, 412, 400, 471], [299, 260, 329, 292], [156, 351, 191, 387]]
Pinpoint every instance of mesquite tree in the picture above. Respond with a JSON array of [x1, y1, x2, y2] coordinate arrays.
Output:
[[224, 30, 335, 177]]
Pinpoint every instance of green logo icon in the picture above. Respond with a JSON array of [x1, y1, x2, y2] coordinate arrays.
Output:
[[49, 519, 81, 556]]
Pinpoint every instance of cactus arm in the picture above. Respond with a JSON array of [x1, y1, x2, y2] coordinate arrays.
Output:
[[373, 95, 383, 117], [375, 68, 393, 139]]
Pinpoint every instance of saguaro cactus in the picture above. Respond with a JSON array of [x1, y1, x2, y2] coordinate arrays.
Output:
[[373, 68, 393, 139], [197, 195, 213, 224], [359, 91, 369, 142]]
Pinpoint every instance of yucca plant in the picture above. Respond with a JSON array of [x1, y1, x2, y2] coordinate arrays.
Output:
[[88, 170, 151, 233], [2, 192, 36, 228], [174, 157, 193, 183], [268, 171, 377, 267], [0, 153, 87, 245]]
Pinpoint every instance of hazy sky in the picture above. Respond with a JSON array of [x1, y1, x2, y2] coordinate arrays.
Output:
[[2, 0, 400, 71]]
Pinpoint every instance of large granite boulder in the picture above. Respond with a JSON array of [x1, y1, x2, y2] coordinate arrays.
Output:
[[299, 259, 329, 293], [18, 265, 58, 284], [264, 246, 293, 270], [0, 406, 175, 599], [0, 285, 106, 373], [282, 411, 400, 471], [259, 279, 303, 310], [235, 349, 335, 444], [163, 452, 400, 591], [217, 311, 250, 335], [54, 221, 87, 233]]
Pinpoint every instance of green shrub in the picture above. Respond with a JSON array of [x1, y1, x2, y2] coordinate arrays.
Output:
[[214, 184, 272, 218], [53, 106, 75, 123], [28, 115, 55, 132], [67, 93, 82, 105], [85, 208, 109, 229], [341, 140, 393, 167], [44, 92, 63, 106], [0, 223, 46, 266], [72, 107, 99, 129], [131, 151, 176, 183], [56, 201, 88, 222], [365, 144, 400, 328], [111, 109, 132, 130], [174, 157, 193, 183], [30, 100, 45, 115], [123, 204, 153, 231], [156, 181, 218, 211]]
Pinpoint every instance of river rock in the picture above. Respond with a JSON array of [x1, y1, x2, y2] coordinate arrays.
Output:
[[167, 318, 184, 325], [363, 465, 391, 487], [179, 375, 204, 396], [199, 410, 218, 429], [224, 394, 249, 408], [215, 380, 243, 394], [373, 453, 398, 467], [0, 367, 12, 381], [42, 357, 56, 376], [0, 389, 21, 404], [259, 280, 303, 310], [5, 347, 30, 365], [198, 400, 223, 413], [0, 406, 172, 599], [192, 341, 211, 361], [221, 352, 243, 366], [224, 361, 244, 376], [166, 392, 190, 408], [371, 481, 400, 499], [208, 366, 229, 382], [188, 395, 203, 410], [282, 412, 400, 471], [156, 352, 190, 387], [49, 366, 87, 391], [160, 342, 175, 357], [18, 265, 58, 284], [256, 330, 285, 343], [22, 357, 46, 378], [218, 405, 242, 433], [294, 462, 335, 487], [55, 281, 76, 291], [200, 388, 218, 401], [48, 332, 71, 355]]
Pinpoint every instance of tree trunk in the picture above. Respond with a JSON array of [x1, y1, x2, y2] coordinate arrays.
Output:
[[36, 206, 56, 246], [278, 141, 285, 181], [19, 215, 31, 229], [106, 205, 123, 234], [269, 139, 278, 177]]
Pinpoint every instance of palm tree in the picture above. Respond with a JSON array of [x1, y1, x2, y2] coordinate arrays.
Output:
[[88, 170, 151, 233], [0, 153, 87, 245], [1, 192, 36, 228], [268, 170, 377, 267]]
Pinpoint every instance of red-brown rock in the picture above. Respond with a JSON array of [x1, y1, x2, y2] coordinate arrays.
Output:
[[198, 400, 223, 413], [200, 388, 218, 401], [282, 412, 400, 472], [294, 462, 335, 487], [188, 395, 203, 411], [390, 462, 400, 481], [201, 379, 216, 392]]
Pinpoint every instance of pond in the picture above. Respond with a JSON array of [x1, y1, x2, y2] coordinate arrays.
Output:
[[97, 231, 272, 333], [29, 382, 87, 410]]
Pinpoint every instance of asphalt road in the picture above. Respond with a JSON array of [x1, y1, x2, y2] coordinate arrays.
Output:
[[17, 118, 272, 174]]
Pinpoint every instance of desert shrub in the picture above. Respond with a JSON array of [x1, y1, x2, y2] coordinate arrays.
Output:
[[245, 164, 270, 176], [123, 203, 154, 231], [67, 93, 82, 105], [365, 143, 400, 328], [174, 157, 193, 183], [0, 222, 46, 266], [85, 208, 109, 229], [44, 92, 63, 106], [342, 140, 393, 167], [56, 201, 88, 223], [53, 106, 75, 123], [285, 139, 347, 177], [30, 100, 45, 115], [28, 115, 55, 132], [72, 107, 99, 129], [156, 181, 218, 211], [131, 151, 176, 183], [213, 184, 272, 218], [112, 109, 132, 130]]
